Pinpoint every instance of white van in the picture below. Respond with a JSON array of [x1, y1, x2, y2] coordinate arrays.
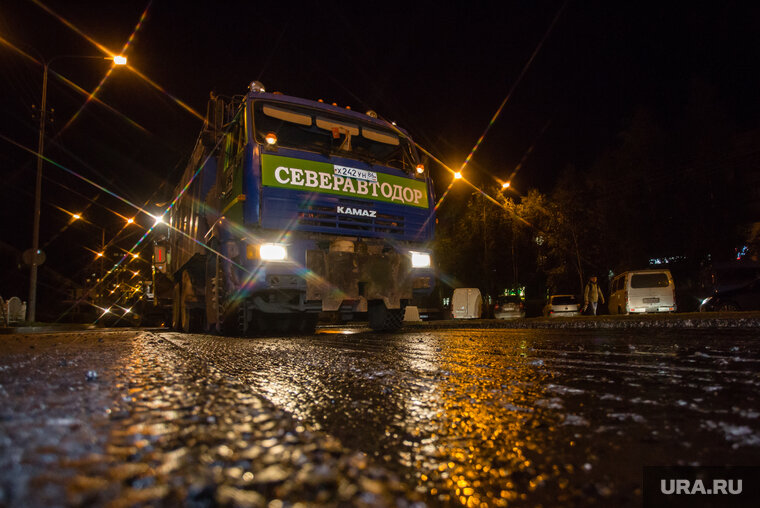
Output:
[[452, 288, 482, 319], [608, 269, 676, 314]]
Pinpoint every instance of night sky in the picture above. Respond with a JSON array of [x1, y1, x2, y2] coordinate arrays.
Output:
[[1, 0, 759, 302]]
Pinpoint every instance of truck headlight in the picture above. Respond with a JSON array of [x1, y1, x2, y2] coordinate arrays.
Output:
[[260, 243, 287, 261], [410, 251, 431, 268]]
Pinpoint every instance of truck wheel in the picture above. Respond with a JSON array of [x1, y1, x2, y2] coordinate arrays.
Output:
[[253, 312, 299, 335], [368, 302, 403, 331], [205, 250, 222, 333], [171, 283, 181, 330], [299, 314, 319, 334], [181, 270, 203, 332], [205, 247, 243, 336]]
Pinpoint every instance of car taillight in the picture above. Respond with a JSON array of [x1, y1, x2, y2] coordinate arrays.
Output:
[[494, 304, 500, 310], [520, 302, 524, 309]]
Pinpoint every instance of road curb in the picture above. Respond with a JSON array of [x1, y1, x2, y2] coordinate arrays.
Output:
[[400, 314, 760, 330]]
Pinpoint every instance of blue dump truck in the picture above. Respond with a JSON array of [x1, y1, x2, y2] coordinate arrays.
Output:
[[152, 82, 435, 334]]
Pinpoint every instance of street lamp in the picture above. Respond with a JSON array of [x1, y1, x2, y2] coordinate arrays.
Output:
[[28, 54, 126, 322]]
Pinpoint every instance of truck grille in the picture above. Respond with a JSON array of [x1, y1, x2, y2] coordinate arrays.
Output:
[[296, 200, 405, 235]]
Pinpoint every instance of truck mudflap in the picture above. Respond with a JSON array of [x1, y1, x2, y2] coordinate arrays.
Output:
[[305, 245, 413, 312]]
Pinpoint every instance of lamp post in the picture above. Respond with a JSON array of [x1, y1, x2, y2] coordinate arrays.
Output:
[[27, 54, 126, 322]]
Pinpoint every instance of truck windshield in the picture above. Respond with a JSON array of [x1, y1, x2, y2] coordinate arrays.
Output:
[[252, 101, 418, 173]]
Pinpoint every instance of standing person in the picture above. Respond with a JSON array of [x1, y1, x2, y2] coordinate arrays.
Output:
[[584, 275, 605, 315]]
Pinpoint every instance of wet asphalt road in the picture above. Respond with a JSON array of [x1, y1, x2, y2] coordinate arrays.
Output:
[[0, 326, 758, 507]]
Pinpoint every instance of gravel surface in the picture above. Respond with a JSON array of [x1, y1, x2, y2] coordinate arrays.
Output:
[[0, 330, 420, 507]]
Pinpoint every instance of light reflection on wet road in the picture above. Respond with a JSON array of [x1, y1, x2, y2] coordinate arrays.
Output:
[[164, 327, 760, 506], [0, 327, 758, 506]]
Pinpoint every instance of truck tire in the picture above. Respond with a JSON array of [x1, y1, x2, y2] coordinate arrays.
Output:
[[205, 249, 222, 333], [171, 283, 181, 330], [299, 313, 319, 334], [181, 270, 203, 332], [252, 313, 318, 335], [368, 301, 403, 331]]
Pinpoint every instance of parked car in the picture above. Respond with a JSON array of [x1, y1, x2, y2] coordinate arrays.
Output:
[[543, 294, 581, 317], [698, 261, 760, 295], [452, 288, 482, 319], [699, 277, 760, 312], [493, 295, 525, 319], [608, 269, 676, 314]]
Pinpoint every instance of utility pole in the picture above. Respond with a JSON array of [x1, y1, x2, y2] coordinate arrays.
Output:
[[28, 62, 49, 323]]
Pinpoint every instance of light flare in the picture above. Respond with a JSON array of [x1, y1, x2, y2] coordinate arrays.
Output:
[[29, 0, 205, 123], [57, 3, 150, 132], [0, 35, 148, 135]]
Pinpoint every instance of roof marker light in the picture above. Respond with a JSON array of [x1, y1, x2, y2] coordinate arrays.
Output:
[[265, 132, 278, 145]]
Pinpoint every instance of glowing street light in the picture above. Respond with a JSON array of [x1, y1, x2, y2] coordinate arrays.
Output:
[[126, 217, 135, 224], [28, 53, 128, 322], [72, 213, 81, 220], [502, 181, 511, 189], [454, 172, 463, 180]]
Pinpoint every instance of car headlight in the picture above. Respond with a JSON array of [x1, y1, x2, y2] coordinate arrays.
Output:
[[410, 251, 431, 268], [701, 297, 712, 306], [260, 243, 287, 261]]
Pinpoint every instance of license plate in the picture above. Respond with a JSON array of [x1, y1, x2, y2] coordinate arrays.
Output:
[[643, 297, 660, 303]]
